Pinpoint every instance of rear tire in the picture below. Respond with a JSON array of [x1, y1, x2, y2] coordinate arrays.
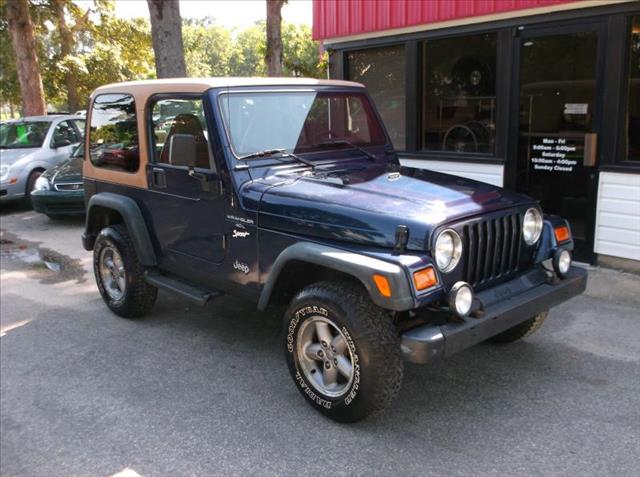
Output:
[[93, 224, 157, 318], [284, 281, 403, 422], [488, 311, 549, 344]]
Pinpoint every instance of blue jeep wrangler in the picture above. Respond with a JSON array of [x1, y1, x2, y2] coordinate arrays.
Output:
[[82, 78, 587, 422]]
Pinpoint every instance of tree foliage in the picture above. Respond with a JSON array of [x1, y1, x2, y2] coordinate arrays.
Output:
[[1, 1, 325, 117]]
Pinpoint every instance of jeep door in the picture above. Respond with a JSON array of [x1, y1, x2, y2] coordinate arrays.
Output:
[[145, 94, 226, 273]]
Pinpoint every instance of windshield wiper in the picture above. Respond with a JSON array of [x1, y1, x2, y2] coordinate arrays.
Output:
[[312, 139, 377, 161], [237, 148, 286, 160], [238, 148, 315, 169]]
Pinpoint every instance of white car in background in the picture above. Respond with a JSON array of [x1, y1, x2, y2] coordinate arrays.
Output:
[[0, 115, 85, 203]]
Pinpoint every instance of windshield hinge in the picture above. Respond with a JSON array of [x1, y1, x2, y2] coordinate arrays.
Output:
[[394, 225, 409, 253]]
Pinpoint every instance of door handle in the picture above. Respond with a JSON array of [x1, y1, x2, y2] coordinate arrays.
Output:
[[152, 167, 167, 189], [583, 133, 597, 167]]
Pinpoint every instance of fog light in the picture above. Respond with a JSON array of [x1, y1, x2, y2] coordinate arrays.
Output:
[[553, 249, 572, 278], [449, 281, 474, 318]]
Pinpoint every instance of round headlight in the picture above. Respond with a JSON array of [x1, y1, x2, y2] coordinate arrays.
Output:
[[553, 249, 572, 277], [523, 208, 543, 245], [34, 176, 50, 191], [434, 229, 462, 273], [449, 281, 474, 317]]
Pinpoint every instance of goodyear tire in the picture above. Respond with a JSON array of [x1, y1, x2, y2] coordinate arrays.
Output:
[[284, 281, 403, 422], [93, 224, 157, 318], [488, 311, 549, 344]]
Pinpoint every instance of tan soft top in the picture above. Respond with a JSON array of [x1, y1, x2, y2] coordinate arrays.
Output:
[[85, 77, 365, 189], [91, 77, 364, 98]]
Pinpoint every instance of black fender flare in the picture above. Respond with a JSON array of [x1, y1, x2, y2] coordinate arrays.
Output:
[[82, 192, 157, 266], [257, 242, 415, 311]]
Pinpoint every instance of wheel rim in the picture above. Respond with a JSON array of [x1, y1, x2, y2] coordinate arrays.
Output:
[[296, 316, 355, 398], [98, 245, 126, 301]]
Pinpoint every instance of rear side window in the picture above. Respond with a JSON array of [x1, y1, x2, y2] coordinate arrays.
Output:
[[89, 93, 139, 173]]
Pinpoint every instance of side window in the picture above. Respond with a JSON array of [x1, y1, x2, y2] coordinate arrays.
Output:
[[150, 97, 214, 170], [73, 119, 86, 138], [89, 93, 139, 173], [52, 121, 79, 147]]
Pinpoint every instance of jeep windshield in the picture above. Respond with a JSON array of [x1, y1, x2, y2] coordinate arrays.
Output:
[[218, 91, 387, 158], [0, 121, 51, 149]]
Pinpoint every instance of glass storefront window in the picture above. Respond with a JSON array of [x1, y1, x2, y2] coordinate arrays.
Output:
[[422, 33, 497, 154], [625, 16, 640, 162], [347, 45, 406, 150]]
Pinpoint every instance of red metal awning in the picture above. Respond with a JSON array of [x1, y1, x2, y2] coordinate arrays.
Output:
[[313, 0, 577, 40]]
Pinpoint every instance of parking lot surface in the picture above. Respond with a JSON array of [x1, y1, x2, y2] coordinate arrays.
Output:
[[1, 205, 639, 477]]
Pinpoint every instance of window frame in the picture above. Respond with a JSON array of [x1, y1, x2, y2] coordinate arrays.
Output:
[[89, 93, 141, 174], [419, 31, 499, 156], [346, 43, 408, 151], [336, 1, 640, 170], [617, 14, 640, 167], [50, 120, 80, 148], [145, 92, 216, 173], [344, 27, 504, 164]]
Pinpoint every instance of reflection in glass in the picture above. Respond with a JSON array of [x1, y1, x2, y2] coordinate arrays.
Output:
[[89, 94, 139, 173], [422, 33, 497, 154], [348, 45, 406, 150]]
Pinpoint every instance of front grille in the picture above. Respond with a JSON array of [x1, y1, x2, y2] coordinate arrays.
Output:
[[54, 182, 83, 191], [462, 212, 523, 287]]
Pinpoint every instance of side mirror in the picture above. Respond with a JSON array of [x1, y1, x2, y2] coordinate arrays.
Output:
[[53, 139, 72, 148], [168, 134, 197, 168]]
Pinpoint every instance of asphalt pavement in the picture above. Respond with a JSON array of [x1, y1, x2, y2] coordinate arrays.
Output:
[[1, 203, 639, 477]]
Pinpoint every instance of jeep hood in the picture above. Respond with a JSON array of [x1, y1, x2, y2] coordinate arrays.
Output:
[[255, 164, 535, 251]]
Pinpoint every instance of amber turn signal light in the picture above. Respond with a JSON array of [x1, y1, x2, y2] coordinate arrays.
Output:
[[373, 274, 392, 297], [413, 267, 437, 291], [554, 226, 570, 243]]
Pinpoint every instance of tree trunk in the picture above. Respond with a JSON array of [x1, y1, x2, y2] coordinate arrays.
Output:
[[53, 0, 80, 112], [265, 0, 285, 77], [146, 0, 187, 78], [6, 0, 46, 116]]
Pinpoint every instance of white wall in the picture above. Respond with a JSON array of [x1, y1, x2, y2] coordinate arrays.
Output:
[[594, 172, 640, 261], [399, 158, 504, 187]]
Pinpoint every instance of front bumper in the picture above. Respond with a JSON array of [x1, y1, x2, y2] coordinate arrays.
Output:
[[0, 176, 27, 201], [401, 266, 587, 364], [31, 189, 85, 216]]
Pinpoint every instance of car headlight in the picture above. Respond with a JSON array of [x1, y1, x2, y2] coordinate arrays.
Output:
[[522, 208, 543, 245], [434, 229, 462, 273], [0, 164, 10, 181], [34, 176, 50, 191]]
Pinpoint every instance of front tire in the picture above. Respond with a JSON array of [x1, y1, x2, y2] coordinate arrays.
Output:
[[488, 311, 549, 344], [93, 224, 157, 318], [284, 281, 403, 422], [25, 169, 43, 204]]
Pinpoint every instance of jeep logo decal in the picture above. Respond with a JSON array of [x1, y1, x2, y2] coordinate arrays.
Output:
[[233, 260, 250, 274]]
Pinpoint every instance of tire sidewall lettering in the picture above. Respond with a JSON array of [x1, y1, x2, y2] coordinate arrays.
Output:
[[286, 305, 328, 353], [287, 304, 360, 408]]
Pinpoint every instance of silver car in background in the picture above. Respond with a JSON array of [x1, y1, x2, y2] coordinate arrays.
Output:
[[0, 115, 85, 203]]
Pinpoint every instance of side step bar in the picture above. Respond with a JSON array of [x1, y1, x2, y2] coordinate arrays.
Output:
[[144, 270, 222, 306]]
